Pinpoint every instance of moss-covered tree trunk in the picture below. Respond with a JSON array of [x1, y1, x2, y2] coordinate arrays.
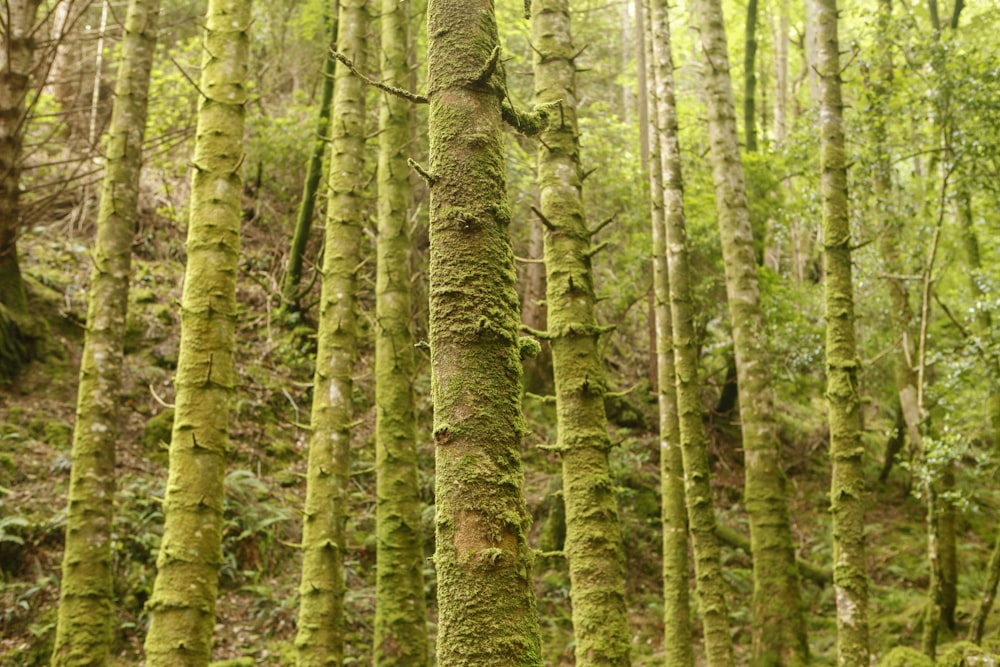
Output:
[[532, 1, 630, 664], [0, 0, 43, 381], [643, 1, 694, 664], [293, 1, 366, 664], [743, 0, 758, 152], [51, 0, 160, 662], [373, 0, 427, 663], [651, 2, 732, 664], [427, 0, 542, 662], [817, 0, 870, 663], [692, 0, 808, 663], [281, 7, 338, 313], [141, 0, 249, 662]]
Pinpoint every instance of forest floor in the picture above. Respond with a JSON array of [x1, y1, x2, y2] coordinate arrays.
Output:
[[1, 215, 999, 666]]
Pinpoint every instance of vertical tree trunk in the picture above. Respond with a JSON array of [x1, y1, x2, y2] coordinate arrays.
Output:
[[773, 0, 788, 144], [281, 8, 338, 312], [650, 1, 733, 664], [644, 1, 695, 664], [0, 0, 44, 381], [427, 0, 542, 662], [52, 0, 160, 662], [692, 0, 808, 663], [532, 0, 631, 664], [744, 0, 758, 151], [141, 0, 250, 662], [373, 0, 427, 662], [817, 0, 870, 663], [294, 0, 366, 663]]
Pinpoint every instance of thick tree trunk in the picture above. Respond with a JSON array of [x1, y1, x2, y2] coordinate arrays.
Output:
[[652, 2, 733, 664], [644, 1, 696, 664], [281, 9, 338, 312], [817, 1, 871, 663], [533, 0, 631, 664], [51, 0, 160, 662], [373, 0, 427, 663], [293, 1, 366, 664], [692, 0, 808, 663], [427, 0, 542, 662], [141, 0, 250, 662]]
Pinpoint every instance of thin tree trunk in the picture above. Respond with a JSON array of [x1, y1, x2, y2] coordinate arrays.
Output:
[[141, 0, 250, 662], [645, 1, 696, 664], [373, 0, 427, 662], [427, 0, 542, 661], [533, 0, 631, 663], [744, 0, 758, 151], [773, 0, 788, 144], [294, 0, 367, 663], [692, 0, 808, 663], [281, 7, 338, 312], [51, 0, 160, 662], [817, 0, 870, 663], [651, 1, 734, 664]]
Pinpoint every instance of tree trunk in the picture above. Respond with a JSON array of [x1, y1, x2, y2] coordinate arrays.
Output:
[[644, 0, 696, 664], [533, 0, 631, 663], [817, 0, 871, 663], [51, 0, 160, 662], [293, 1, 366, 663], [692, 0, 808, 663], [744, 0, 758, 151], [0, 0, 44, 381], [773, 0, 788, 144], [141, 0, 250, 662], [281, 7, 338, 313], [652, 2, 736, 664], [373, 0, 427, 663], [427, 0, 542, 662]]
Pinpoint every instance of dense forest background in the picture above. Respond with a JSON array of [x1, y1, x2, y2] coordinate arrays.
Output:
[[2, 0, 1000, 663]]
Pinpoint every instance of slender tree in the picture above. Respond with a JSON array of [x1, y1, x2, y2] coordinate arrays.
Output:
[[294, 0, 367, 663], [744, 0, 759, 151], [426, 0, 543, 661], [650, 0, 733, 664], [817, 0, 870, 663], [373, 0, 427, 662], [281, 6, 338, 313], [532, 0, 630, 663], [51, 0, 161, 662], [141, 0, 250, 662], [692, 0, 808, 662], [643, 2, 694, 665]]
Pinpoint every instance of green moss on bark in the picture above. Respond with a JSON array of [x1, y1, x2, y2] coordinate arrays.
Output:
[[373, 0, 428, 663], [427, 0, 541, 663], [294, 1, 367, 665], [52, 0, 160, 663], [141, 0, 249, 663], [692, 0, 807, 662], [643, 0, 694, 664]]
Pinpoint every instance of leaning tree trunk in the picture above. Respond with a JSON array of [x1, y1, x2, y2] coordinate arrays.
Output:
[[141, 0, 250, 662], [0, 0, 44, 381], [373, 0, 427, 662], [644, 1, 694, 664], [532, 0, 630, 664], [817, 0, 871, 663], [650, 0, 732, 664], [51, 0, 160, 662], [427, 0, 542, 662], [293, 1, 366, 664], [280, 6, 337, 313], [692, 0, 808, 663]]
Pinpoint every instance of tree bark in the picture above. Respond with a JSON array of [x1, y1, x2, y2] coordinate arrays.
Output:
[[644, 0, 697, 664], [744, 0, 758, 151], [692, 0, 808, 663], [817, 0, 871, 663], [51, 0, 160, 662], [373, 0, 427, 662], [293, 1, 367, 663], [141, 0, 250, 662], [533, 0, 631, 663], [427, 0, 542, 662]]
